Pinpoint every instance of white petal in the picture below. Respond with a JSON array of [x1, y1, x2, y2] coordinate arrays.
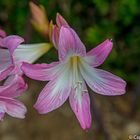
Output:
[[79, 60, 126, 96], [34, 63, 72, 113], [13, 43, 51, 63]]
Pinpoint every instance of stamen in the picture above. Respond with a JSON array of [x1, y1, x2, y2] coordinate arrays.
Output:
[[70, 55, 86, 94], [77, 81, 82, 85], [74, 81, 82, 90]]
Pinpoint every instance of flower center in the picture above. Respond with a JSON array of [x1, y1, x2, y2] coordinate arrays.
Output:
[[69, 56, 87, 93]]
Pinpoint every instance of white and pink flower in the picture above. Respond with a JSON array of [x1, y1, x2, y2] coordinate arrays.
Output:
[[0, 29, 51, 120], [22, 14, 126, 129]]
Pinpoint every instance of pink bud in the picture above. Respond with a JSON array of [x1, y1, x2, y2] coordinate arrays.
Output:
[[56, 13, 69, 28]]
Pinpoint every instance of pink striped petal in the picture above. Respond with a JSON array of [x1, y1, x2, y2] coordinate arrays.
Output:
[[34, 67, 72, 114], [56, 13, 69, 28], [0, 29, 6, 38], [69, 82, 91, 130], [86, 39, 113, 67], [0, 48, 14, 80], [1, 35, 24, 54], [80, 63, 126, 95], [21, 61, 61, 81], [0, 66, 14, 81], [0, 97, 27, 119], [0, 75, 27, 98], [58, 27, 86, 61]]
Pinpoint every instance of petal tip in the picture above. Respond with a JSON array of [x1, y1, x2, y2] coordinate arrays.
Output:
[[56, 13, 69, 28], [81, 122, 92, 130], [106, 39, 113, 46], [33, 103, 44, 114]]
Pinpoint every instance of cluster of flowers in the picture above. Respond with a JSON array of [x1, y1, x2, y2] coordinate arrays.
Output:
[[0, 2, 126, 129]]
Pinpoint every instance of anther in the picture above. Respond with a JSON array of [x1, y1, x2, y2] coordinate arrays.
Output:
[[77, 81, 82, 84], [74, 81, 82, 90]]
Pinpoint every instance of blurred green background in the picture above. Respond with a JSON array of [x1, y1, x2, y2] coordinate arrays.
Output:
[[0, 0, 140, 140]]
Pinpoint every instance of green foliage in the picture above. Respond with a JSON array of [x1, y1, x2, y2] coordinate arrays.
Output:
[[92, 0, 110, 15], [0, 0, 139, 85]]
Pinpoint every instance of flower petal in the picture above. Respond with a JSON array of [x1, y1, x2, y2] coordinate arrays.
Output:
[[80, 62, 126, 95], [0, 48, 14, 80], [34, 64, 72, 114], [1, 35, 24, 54], [0, 97, 27, 119], [0, 75, 27, 98], [0, 103, 6, 121], [13, 43, 52, 63], [86, 39, 113, 67], [69, 82, 91, 130], [0, 66, 14, 81], [21, 61, 61, 81], [0, 29, 6, 38], [58, 27, 86, 61], [56, 13, 69, 28]]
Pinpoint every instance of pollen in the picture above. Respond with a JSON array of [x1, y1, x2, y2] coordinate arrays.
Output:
[[69, 55, 80, 66]]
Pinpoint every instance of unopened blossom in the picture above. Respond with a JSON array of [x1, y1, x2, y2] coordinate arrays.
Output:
[[29, 3, 68, 42], [30, 2, 49, 36], [22, 24, 126, 129], [0, 75, 27, 120], [51, 13, 69, 48]]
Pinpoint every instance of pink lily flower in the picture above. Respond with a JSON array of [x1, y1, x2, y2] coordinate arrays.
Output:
[[0, 75, 27, 120], [0, 30, 52, 83], [0, 29, 51, 120], [22, 25, 126, 129]]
